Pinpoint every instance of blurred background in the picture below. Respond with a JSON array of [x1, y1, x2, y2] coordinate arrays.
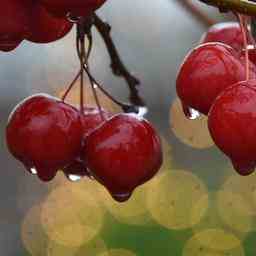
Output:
[[1, 0, 255, 255]]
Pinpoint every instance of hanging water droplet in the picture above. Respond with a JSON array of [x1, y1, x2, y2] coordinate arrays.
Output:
[[111, 192, 132, 203], [137, 106, 148, 118], [36, 167, 57, 182], [181, 102, 200, 120], [67, 174, 82, 182], [188, 108, 200, 120], [30, 167, 37, 175], [93, 83, 98, 89]]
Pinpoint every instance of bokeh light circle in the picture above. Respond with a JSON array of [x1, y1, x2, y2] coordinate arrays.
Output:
[[222, 173, 256, 216], [41, 184, 104, 247], [146, 170, 209, 230], [216, 189, 254, 233], [22, 205, 49, 256], [183, 229, 245, 256], [97, 180, 156, 226]]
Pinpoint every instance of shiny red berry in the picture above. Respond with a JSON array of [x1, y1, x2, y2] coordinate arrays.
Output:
[[176, 42, 250, 115], [39, 0, 107, 18], [208, 80, 256, 176], [0, 0, 31, 52], [80, 106, 113, 135], [6, 94, 83, 181], [201, 22, 249, 52], [63, 106, 112, 180], [26, 2, 73, 44], [82, 113, 163, 202]]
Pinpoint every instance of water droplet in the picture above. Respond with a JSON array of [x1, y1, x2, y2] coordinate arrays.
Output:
[[93, 83, 98, 89], [67, 174, 81, 182], [181, 103, 200, 120], [30, 167, 37, 175], [188, 108, 200, 120], [137, 106, 148, 118], [36, 167, 57, 182], [111, 192, 132, 203]]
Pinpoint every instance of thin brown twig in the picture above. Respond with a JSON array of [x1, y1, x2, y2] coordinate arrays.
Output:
[[92, 14, 145, 106], [83, 64, 138, 113]]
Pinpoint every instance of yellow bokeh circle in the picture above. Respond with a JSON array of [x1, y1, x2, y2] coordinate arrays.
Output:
[[41, 184, 104, 247], [183, 229, 245, 256], [47, 238, 108, 256], [216, 189, 254, 233], [97, 179, 157, 226], [47, 241, 79, 256], [146, 170, 209, 230], [22, 205, 49, 256], [222, 173, 256, 216]]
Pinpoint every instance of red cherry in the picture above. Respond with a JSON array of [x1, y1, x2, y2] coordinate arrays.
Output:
[[0, 0, 31, 52], [176, 42, 252, 115], [26, 2, 73, 44], [6, 94, 83, 182], [39, 0, 107, 18], [80, 106, 113, 135], [201, 22, 256, 74], [249, 49, 256, 64], [82, 113, 163, 202], [63, 106, 112, 180], [200, 22, 250, 52], [208, 80, 256, 176], [0, 39, 23, 52]]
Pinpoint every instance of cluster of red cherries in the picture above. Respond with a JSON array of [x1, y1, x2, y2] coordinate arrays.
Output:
[[6, 93, 163, 202], [0, 0, 106, 52], [4, 1, 163, 203], [177, 16, 256, 176]]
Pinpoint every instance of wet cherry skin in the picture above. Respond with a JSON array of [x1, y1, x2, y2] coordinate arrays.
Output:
[[201, 22, 249, 52], [176, 42, 250, 115], [63, 107, 112, 179], [80, 106, 113, 136], [82, 113, 163, 202], [39, 0, 107, 18], [0, 0, 31, 52], [201, 22, 256, 71], [26, 2, 73, 44], [208, 80, 256, 176], [6, 94, 83, 181]]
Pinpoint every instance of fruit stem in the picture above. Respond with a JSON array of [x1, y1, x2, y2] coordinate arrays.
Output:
[[88, 75, 106, 121], [61, 70, 82, 101], [239, 14, 250, 81], [84, 34, 106, 121], [198, 0, 256, 16], [92, 14, 145, 106], [176, 0, 215, 27], [83, 64, 139, 113]]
